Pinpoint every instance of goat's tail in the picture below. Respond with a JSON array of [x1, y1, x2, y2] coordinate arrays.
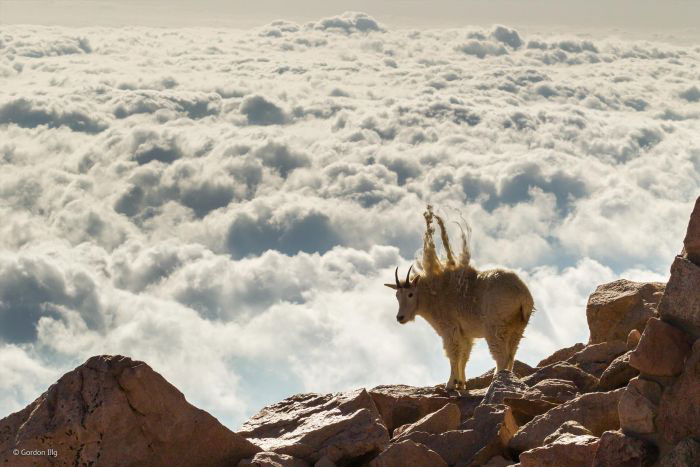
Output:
[[521, 300, 535, 324]]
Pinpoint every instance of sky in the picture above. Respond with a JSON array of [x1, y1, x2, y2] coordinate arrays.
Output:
[[1, 6, 699, 430]]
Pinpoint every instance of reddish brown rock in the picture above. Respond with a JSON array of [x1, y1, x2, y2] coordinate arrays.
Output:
[[462, 404, 519, 465], [392, 402, 460, 438], [398, 429, 481, 465], [464, 361, 536, 391], [542, 421, 593, 445], [629, 317, 692, 377], [569, 341, 628, 377], [683, 196, 700, 265], [369, 385, 482, 434], [482, 455, 516, 466], [238, 389, 389, 464], [503, 398, 558, 426], [598, 351, 638, 391], [593, 430, 657, 467], [522, 362, 599, 392], [483, 370, 532, 405], [658, 256, 700, 339], [586, 279, 665, 345], [530, 379, 579, 404], [627, 329, 642, 350], [657, 340, 700, 445], [658, 437, 700, 467], [537, 343, 586, 368], [618, 377, 662, 434], [238, 452, 310, 467], [0, 355, 260, 467], [519, 433, 600, 467], [509, 388, 624, 453], [368, 440, 447, 467]]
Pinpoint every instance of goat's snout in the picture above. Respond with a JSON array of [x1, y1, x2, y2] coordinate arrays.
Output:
[[397, 315, 405, 323]]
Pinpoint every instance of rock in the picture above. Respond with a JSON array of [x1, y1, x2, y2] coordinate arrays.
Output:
[[368, 440, 447, 467], [483, 370, 532, 405], [542, 421, 593, 445], [598, 351, 639, 391], [627, 329, 642, 350], [238, 389, 389, 464], [503, 398, 558, 426], [683, 196, 700, 265], [398, 429, 482, 465], [519, 433, 600, 467], [657, 340, 700, 445], [464, 361, 536, 391], [522, 362, 599, 393], [537, 343, 586, 367], [658, 437, 700, 467], [482, 455, 516, 466], [593, 430, 657, 467], [658, 256, 700, 339], [239, 452, 310, 467], [461, 404, 519, 465], [0, 355, 260, 467], [530, 379, 579, 404], [629, 317, 692, 377], [586, 279, 665, 345], [568, 341, 628, 377], [392, 402, 460, 438], [313, 457, 336, 467], [369, 385, 482, 434], [509, 388, 624, 453], [618, 377, 662, 434]]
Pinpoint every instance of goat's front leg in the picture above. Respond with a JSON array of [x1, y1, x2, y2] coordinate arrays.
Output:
[[443, 337, 461, 390]]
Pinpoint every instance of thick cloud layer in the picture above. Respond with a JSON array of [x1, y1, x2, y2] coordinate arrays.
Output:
[[1, 16, 698, 429]]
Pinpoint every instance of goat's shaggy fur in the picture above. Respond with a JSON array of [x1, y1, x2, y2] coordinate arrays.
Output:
[[386, 205, 534, 389]]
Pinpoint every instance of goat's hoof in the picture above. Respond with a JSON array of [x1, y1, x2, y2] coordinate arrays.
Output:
[[445, 379, 458, 390]]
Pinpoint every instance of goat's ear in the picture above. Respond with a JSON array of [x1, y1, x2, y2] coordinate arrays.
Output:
[[384, 283, 399, 289], [411, 275, 421, 286]]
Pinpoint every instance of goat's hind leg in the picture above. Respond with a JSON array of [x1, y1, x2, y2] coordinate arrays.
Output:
[[485, 326, 510, 373], [505, 326, 525, 371], [457, 339, 473, 390]]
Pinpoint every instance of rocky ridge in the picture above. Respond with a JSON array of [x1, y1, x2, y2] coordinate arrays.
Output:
[[1, 197, 698, 466]]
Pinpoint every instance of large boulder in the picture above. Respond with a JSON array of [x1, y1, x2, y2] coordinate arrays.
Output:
[[238, 389, 389, 464], [656, 340, 700, 445], [618, 377, 662, 435], [586, 279, 665, 345], [397, 429, 481, 465], [368, 440, 447, 467], [393, 402, 460, 438], [522, 362, 599, 392], [369, 385, 482, 434], [658, 437, 700, 467], [593, 430, 657, 467], [519, 432, 600, 467], [509, 388, 624, 453], [0, 355, 260, 467], [568, 341, 628, 377], [537, 343, 585, 368], [683, 196, 700, 264], [629, 317, 692, 377], [598, 351, 639, 391], [530, 379, 579, 404], [658, 257, 700, 340], [542, 421, 593, 445], [482, 370, 532, 405], [461, 404, 519, 465], [238, 452, 310, 467]]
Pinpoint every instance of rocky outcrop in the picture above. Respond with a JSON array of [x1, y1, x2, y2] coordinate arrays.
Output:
[[237, 389, 389, 464], [392, 402, 460, 438], [658, 256, 700, 339], [0, 355, 260, 467], [586, 279, 665, 345], [368, 440, 446, 467]]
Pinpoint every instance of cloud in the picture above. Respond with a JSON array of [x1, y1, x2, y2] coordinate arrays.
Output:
[[312, 12, 384, 33], [0, 98, 107, 133], [240, 95, 288, 125]]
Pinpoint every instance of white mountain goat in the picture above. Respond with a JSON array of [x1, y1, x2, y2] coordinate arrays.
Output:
[[385, 205, 534, 389]]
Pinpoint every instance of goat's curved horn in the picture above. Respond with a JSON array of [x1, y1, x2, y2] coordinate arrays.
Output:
[[405, 265, 413, 286], [395, 267, 401, 288]]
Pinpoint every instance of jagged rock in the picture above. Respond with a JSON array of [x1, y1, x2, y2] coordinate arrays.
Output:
[[483, 371, 532, 405], [368, 440, 447, 467], [397, 429, 481, 465], [658, 437, 700, 467], [683, 196, 700, 265], [598, 351, 638, 391], [314, 457, 336, 467], [593, 430, 657, 466], [482, 455, 516, 466], [586, 279, 665, 345], [461, 404, 519, 465], [238, 389, 389, 464], [522, 362, 599, 392], [568, 341, 628, 377], [503, 398, 558, 426], [393, 402, 460, 438], [369, 385, 482, 434], [618, 377, 662, 434], [239, 452, 310, 467], [658, 257, 700, 339], [627, 329, 642, 350], [509, 388, 624, 453], [542, 421, 593, 445], [629, 317, 692, 377], [657, 340, 700, 445], [480, 371, 557, 426], [519, 433, 600, 467], [464, 361, 536, 391], [537, 343, 586, 367], [530, 379, 579, 404], [0, 355, 260, 467]]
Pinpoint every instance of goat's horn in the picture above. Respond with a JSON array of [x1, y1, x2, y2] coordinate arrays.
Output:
[[395, 267, 401, 288], [405, 265, 413, 286]]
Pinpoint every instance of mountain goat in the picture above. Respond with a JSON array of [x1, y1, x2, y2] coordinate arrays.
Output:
[[385, 205, 534, 390]]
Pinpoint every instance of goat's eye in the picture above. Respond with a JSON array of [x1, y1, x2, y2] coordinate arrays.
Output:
[[408, 293, 413, 298]]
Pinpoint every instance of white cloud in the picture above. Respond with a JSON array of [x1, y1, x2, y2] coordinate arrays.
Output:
[[1, 16, 698, 429]]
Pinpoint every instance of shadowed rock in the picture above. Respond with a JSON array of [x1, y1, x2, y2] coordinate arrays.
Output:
[[658, 437, 700, 467], [657, 340, 700, 445], [682, 196, 700, 264], [519, 432, 600, 467], [522, 362, 599, 393], [0, 355, 260, 467], [598, 351, 638, 391], [368, 440, 447, 467], [593, 430, 657, 466], [658, 257, 700, 340], [537, 343, 585, 367]]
